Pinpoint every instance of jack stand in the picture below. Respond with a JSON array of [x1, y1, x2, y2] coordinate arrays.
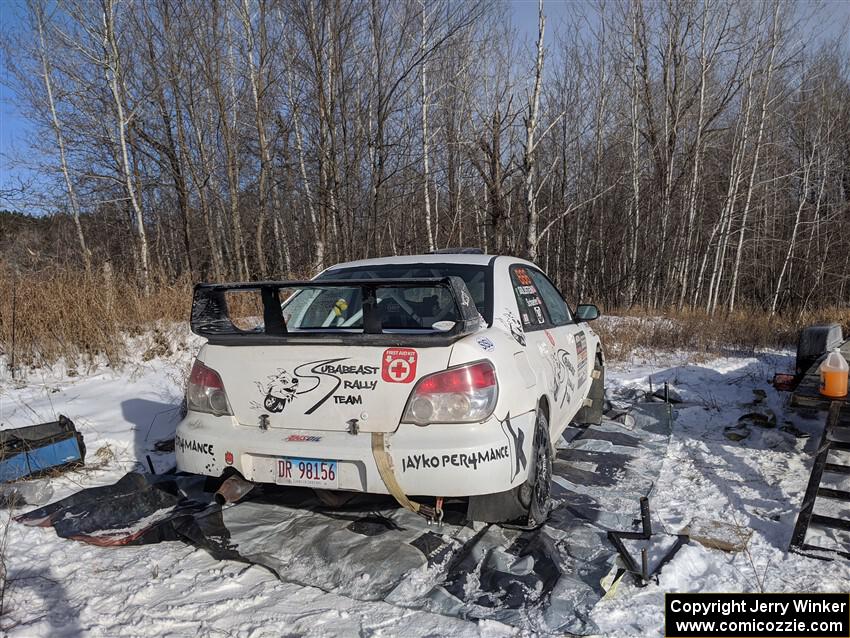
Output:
[[608, 497, 688, 586]]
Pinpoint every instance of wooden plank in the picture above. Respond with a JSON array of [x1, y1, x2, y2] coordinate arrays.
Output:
[[682, 518, 752, 553]]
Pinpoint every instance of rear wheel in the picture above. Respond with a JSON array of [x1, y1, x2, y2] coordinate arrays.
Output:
[[516, 410, 553, 527]]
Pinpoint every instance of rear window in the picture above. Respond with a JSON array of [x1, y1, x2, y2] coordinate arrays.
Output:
[[282, 283, 466, 331], [316, 263, 491, 325]]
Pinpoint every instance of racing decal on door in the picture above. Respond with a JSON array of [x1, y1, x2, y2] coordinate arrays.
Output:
[[382, 348, 418, 383], [500, 413, 528, 482], [253, 358, 380, 415], [497, 310, 526, 347], [575, 332, 588, 386], [548, 349, 576, 408]]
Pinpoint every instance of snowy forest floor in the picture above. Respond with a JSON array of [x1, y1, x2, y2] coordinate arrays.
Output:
[[2, 323, 849, 637]]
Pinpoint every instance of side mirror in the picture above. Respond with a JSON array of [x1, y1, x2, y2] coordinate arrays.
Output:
[[576, 304, 599, 322]]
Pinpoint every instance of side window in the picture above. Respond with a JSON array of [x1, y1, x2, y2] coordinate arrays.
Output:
[[510, 266, 550, 329], [528, 269, 572, 326]]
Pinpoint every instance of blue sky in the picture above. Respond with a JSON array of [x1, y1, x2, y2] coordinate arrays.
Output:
[[0, 0, 33, 201], [1, 0, 848, 210], [0, 0, 569, 206]]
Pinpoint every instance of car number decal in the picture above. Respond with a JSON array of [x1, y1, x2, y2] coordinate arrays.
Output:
[[515, 268, 533, 286]]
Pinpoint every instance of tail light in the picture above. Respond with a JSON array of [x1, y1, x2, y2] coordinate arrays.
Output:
[[402, 361, 498, 425], [187, 360, 232, 416]]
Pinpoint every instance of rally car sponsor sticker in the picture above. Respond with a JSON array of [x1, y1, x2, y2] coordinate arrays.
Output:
[[252, 359, 380, 415], [401, 446, 510, 472], [533, 305, 545, 324], [477, 337, 495, 352], [285, 434, 322, 442], [175, 435, 214, 456], [576, 331, 588, 381], [500, 413, 528, 482], [382, 348, 418, 383]]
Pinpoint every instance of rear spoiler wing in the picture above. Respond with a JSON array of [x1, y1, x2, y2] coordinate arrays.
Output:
[[191, 277, 482, 347]]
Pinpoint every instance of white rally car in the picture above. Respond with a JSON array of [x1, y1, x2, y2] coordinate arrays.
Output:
[[176, 251, 604, 525]]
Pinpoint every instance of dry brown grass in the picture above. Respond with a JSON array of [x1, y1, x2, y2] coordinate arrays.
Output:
[[1, 262, 848, 369], [0, 263, 191, 370], [595, 305, 850, 361]]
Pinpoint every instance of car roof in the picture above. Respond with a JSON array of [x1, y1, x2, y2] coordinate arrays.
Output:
[[324, 254, 537, 272]]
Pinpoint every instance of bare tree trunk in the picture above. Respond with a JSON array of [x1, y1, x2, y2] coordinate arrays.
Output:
[[420, 1, 435, 252], [728, 4, 780, 313], [102, 0, 149, 292], [627, 4, 643, 305], [241, 0, 270, 277], [677, 2, 711, 308], [223, 8, 249, 278], [523, 0, 545, 261], [32, 0, 91, 272], [771, 137, 823, 314], [288, 67, 325, 274]]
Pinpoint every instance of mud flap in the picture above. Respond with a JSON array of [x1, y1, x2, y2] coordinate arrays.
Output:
[[466, 487, 526, 523], [575, 360, 604, 425]]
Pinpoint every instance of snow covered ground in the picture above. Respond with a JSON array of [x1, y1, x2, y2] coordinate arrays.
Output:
[[2, 326, 849, 636]]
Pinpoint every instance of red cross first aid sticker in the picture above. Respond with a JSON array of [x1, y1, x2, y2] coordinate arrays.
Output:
[[382, 348, 418, 383]]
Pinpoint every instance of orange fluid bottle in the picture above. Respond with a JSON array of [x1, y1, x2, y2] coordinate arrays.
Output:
[[820, 350, 849, 398]]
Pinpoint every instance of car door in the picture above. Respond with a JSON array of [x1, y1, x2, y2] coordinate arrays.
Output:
[[507, 264, 573, 432], [524, 268, 593, 423]]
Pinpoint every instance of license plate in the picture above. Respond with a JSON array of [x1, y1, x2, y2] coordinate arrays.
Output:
[[276, 457, 338, 489]]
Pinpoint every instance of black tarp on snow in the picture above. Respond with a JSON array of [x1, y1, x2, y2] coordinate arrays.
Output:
[[17, 403, 674, 635]]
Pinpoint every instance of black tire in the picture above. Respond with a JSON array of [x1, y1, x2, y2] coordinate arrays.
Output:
[[517, 409, 553, 527], [575, 353, 604, 426]]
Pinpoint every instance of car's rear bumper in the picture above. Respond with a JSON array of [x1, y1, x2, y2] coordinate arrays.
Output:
[[174, 410, 535, 497]]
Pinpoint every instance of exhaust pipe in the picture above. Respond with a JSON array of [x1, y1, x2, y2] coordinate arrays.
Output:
[[215, 474, 255, 505]]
